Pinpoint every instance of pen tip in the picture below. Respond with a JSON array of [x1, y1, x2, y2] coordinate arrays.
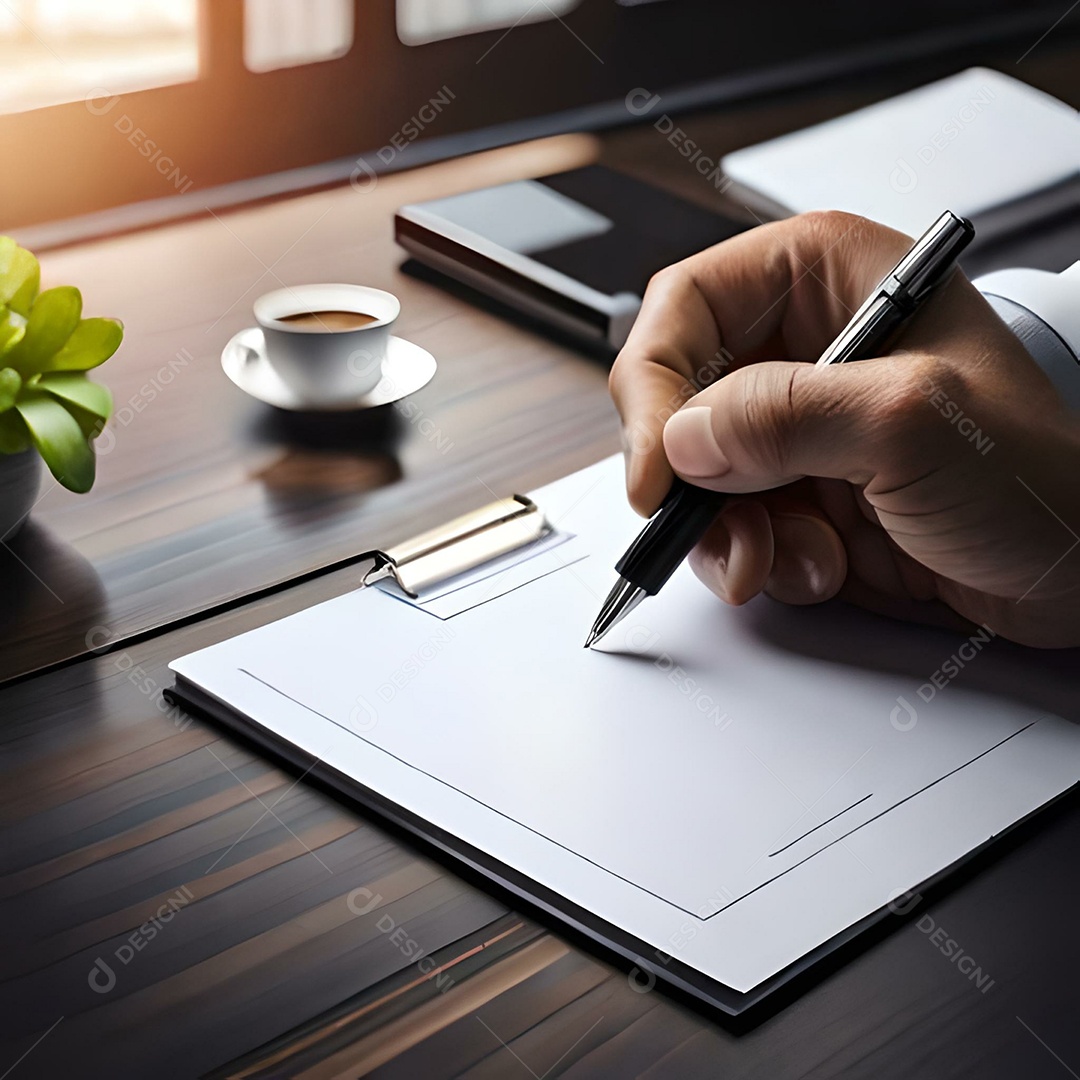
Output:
[[583, 633, 596, 649]]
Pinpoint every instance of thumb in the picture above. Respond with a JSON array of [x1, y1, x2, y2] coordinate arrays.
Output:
[[663, 357, 910, 494]]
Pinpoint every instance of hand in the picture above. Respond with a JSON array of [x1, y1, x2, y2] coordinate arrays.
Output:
[[609, 211, 1080, 647]]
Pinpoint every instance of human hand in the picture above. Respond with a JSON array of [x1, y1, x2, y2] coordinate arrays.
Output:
[[608, 211, 1080, 647]]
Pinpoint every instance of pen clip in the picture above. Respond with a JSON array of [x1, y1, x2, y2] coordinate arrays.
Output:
[[890, 211, 975, 303], [816, 211, 975, 366]]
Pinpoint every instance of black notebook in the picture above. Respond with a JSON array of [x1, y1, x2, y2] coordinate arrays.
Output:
[[395, 165, 747, 350]]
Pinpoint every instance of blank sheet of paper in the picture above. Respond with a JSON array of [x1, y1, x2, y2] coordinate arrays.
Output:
[[171, 455, 1080, 993]]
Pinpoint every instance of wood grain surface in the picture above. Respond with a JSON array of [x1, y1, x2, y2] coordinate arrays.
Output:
[[2, 544, 1079, 1079], [2, 41, 1079, 1080]]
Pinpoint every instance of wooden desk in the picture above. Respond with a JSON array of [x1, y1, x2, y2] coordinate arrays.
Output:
[[3, 559, 1079, 1078], [2, 43, 1079, 1079]]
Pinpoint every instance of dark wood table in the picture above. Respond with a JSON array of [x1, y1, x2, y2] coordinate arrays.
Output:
[[2, 42, 1079, 1079]]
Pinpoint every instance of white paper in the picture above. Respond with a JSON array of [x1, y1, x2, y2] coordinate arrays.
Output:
[[172, 455, 1080, 993], [720, 68, 1079, 239]]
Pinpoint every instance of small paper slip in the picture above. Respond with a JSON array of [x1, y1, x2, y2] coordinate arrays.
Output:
[[168, 455, 1080, 1014]]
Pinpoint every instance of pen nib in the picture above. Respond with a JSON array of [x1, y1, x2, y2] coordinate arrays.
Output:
[[584, 578, 647, 650]]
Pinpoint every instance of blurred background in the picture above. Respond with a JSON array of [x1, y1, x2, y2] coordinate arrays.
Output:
[[2, 0, 1075, 235]]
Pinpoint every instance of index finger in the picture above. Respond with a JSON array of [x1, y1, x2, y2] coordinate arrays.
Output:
[[608, 211, 912, 515]]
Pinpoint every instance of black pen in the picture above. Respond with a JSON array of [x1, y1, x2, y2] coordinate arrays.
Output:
[[585, 210, 975, 648]]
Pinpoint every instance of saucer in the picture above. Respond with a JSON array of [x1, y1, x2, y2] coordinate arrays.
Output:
[[221, 326, 437, 412]]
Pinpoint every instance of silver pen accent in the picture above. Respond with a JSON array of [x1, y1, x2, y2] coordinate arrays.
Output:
[[583, 579, 646, 648]]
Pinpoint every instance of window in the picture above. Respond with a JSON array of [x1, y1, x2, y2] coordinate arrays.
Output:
[[396, 0, 582, 46], [0, 0, 198, 115], [243, 0, 354, 72], [4, 0, 1063, 237]]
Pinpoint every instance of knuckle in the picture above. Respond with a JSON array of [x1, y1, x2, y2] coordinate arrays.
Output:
[[643, 263, 682, 298], [799, 209, 866, 241], [608, 347, 650, 407], [797, 210, 906, 273], [608, 351, 628, 398]]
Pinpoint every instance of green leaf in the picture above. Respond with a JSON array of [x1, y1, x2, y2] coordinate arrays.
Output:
[[0, 409, 30, 454], [14, 391, 95, 492], [0, 367, 20, 412], [4, 286, 82, 377], [36, 372, 112, 420], [0, 310, 26, 357], [44, 316, 123, 371], [0, 237, 40, 315], [63, 400, 109, 442]]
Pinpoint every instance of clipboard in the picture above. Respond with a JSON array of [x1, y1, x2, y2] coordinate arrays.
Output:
[[165, 455, 1080, 1017]]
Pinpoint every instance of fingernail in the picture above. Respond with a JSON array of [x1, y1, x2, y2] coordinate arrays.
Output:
[[688, 522, 732, 600], [768, 513, 844, 603], [664, 406, 730, 479]]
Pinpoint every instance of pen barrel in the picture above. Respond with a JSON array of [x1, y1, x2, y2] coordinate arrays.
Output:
[[616, 479, 727, 595]]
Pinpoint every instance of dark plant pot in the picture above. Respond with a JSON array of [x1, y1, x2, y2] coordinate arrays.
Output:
[[0, 449, 42, 540]]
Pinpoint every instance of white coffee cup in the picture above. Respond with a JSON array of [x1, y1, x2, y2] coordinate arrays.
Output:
[[253, 284, 400, 405]]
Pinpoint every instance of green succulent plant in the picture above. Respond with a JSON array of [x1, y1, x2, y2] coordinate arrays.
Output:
[[0, 236, 121, 493]]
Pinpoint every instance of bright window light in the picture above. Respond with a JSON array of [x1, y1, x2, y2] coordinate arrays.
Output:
[[397, 0, 583, 46], [0, 0, 199, 115], [243, 0, 354, 73]]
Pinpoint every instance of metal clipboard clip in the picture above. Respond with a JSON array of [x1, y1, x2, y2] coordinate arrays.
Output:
[[359, 495, 550, 598]]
